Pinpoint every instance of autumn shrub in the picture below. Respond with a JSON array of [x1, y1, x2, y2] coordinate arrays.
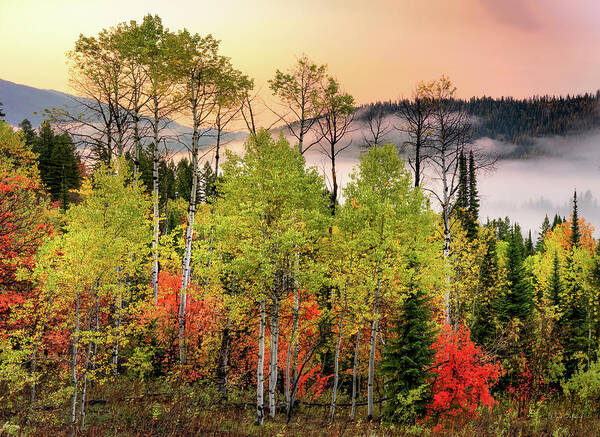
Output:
[[562, 357, 600, 415], [425, 323, 503, 431]]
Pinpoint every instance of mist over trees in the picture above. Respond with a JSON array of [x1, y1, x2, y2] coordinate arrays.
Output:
[[2, 13, 600, 437], [358, 91, 600, 156]]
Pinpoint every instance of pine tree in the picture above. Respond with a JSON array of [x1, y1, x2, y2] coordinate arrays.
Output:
[[561, 252, 589, 375], [18, 119, 36, 146], [551, 214, 563, 230], [467, 151, 479, 240], [32, 121, 81, 206], [472, 231, 499, 347], [501, 225, 533, 323], [456, 151, 468, 224], [381, 268, 436, 423], [536, 215, 550, 252], [524, 230, 534, 257], [571, 190, 580, 248], [549, 251, 562, 308]]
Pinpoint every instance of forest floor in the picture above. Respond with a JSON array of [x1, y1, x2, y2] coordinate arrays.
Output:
[[9, 380, 600, 436]]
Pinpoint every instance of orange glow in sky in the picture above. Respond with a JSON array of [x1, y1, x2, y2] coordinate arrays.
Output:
[[1, 0, 600, 104]]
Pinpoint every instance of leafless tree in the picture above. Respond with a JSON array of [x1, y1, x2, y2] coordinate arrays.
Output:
[[396, 86, 435, 187], [362, 104, 392, 147], [316, 76, 355, 215]]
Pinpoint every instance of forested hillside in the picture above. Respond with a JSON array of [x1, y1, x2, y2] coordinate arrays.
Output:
[[359, 92, 600, 156], [2, 14, 600, 437]]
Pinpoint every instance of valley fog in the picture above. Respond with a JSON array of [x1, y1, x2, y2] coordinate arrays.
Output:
[[190, 126, 600, 238]]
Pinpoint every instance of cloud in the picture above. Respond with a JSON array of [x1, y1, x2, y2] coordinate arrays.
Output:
[[478, 0, 539, 31]]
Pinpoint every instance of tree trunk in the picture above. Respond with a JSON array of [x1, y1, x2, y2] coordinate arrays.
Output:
[[179, 102, 200, 365], [70, 292, 80, 436], [256, 299, 266, 425], [367, 278, 380, 420], [80, 314, 93, 431], [217, 317, 231, 398], [112, 276, 122, 375], [442, 150, 452, 324], [330, 144, 338, 215], [269, 295, 281, 419], [285, 255, 300, 408], [329, 307, 346, 423], [350, 328, 361, 420], [152, 99, 160, 303]]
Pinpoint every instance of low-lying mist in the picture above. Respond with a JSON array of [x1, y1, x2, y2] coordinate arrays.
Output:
[[193, 119, 600, 238]]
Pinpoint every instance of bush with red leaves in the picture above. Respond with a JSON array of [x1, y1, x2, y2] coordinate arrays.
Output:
[[426, 323, 503, 431]]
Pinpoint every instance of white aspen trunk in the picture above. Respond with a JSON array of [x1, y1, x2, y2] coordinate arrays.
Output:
[[285, 254, 300, 407], [80, 320, 93, 431], [257, 299, 266, 425], [269, 295, 281, 419], [442, 150, 452, 324], [112, 275, 122, 375], [152, 106, 160, 304], [350, 329, 361, 420], [179, 96, 200, 365], [367, 278, 380, 420], [70, 292, 80, 435], [330, 307, 346, 423]]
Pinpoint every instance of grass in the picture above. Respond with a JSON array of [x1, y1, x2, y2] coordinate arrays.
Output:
[[5, 380, 600, 436]]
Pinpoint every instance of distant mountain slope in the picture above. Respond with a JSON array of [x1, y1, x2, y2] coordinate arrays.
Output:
[[0, 78, 78, 127], [0, 78, 246, 151]]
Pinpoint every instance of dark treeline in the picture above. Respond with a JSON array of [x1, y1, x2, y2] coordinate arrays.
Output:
[[358, 92, 600, 156]]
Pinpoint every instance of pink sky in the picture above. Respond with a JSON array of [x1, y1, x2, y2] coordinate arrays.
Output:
[[1, 0, 600, 104]]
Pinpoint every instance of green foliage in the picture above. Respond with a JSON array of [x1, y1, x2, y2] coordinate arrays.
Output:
[[381, 276, 436, 423], [563, 357, 600, 415]]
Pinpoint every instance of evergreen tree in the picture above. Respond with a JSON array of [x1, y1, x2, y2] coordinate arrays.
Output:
[[32, 121, 81, 206], [551, 214, 563, 230], [18, 119, 37, 146], [501, 225, 533, 322], [549, 251, 562, 307], [561, 252, 589, 375], [467, 151, 479, 240], [0, 101, 5, 119], [175, 157, 193, 202], [472, 231, 499, 347], [570, 190, 580, 248], [536, 215, 550, 252], [524, 230, 534, 257], [456, 151, 468, 224], [381, 264, 437, 423]]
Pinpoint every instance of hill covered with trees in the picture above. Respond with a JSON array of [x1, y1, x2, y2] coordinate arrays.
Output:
[[358, 92, 600, 157]]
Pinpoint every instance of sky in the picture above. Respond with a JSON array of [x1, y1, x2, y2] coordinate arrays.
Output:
[[2, 0, 600, 104]]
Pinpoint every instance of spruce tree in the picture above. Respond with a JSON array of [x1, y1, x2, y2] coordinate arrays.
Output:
[[175, 158, 193, 201], [381, 269, 436, 423], [524, 230, 534, 257], [549, 251, 562, 307], [536, 215, 550, 252], [551, 214, 563, 230], [18, 119, 37, 146], [467, 151, 479, 240], [456, 151, 468, 224], [472, 231, 499, 347], [500, 225, 533, 323], [32, 121, 81, 206], [570, 190, 580, 248], [561, 252, 589, 375]]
